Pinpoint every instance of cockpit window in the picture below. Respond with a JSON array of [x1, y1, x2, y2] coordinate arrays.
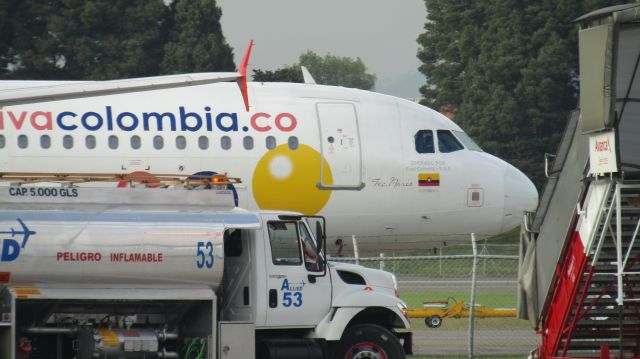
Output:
[[414, 130, 434, 154], [437, 130, 464, 153], [453, 130, 483, 151]]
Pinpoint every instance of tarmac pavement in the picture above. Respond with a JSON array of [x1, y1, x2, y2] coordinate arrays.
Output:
[[412, 329, 538, 356]]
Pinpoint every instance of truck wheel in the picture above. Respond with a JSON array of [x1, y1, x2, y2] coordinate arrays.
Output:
[[336, 324, 405, 359]]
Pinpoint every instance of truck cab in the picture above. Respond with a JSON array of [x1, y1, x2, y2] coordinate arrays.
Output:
[[0, 183, 411, 359], [222, 212, 411, 358]]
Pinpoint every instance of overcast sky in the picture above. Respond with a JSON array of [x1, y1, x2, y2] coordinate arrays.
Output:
[[216, 0, 427, 98]]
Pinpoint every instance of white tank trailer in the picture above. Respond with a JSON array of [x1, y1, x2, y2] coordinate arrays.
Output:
[[0, 185, 411, 359]]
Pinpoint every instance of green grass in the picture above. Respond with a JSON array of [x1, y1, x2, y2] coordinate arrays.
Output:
[[483, 227, 521, 245], [401, 291, 515, 309]]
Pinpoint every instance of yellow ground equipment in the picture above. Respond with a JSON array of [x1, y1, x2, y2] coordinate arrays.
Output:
[[406, 297, 516, 328]]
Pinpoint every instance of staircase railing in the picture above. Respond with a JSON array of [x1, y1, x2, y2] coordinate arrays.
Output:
[[556, 181, 640, 358], [540, 179, 614, 358], [609, 183, 640, 306]]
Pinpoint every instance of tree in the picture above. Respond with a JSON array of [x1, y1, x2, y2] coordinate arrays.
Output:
[[299, 51, 376, 90], [418, 0, 630, 188], [252, 66, 303, 83], [417, 0, 481, 112], [2, 0, 170, 80], [0, 0, 235, 80], [161, 0, 235, 73], [252, 51, 376, 90], [0, 0, 12, 74]]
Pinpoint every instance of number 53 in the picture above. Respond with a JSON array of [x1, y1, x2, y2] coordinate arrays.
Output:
[[197, 241, 214, 269], [282, 292, 303, 307]]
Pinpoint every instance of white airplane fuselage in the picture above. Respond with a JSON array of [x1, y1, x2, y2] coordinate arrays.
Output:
[[0, 81, 538, 252]]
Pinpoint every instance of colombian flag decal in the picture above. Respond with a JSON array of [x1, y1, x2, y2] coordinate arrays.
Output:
[[418, 173, 440, 187]]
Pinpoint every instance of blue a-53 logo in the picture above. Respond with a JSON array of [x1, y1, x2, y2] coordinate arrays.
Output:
[[1, 219, 35, 262], [281, 278, 305, 308]]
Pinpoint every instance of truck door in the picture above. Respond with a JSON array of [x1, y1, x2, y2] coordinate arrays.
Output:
[[263, 219, 332, 327], [316, 103, 364, 190]]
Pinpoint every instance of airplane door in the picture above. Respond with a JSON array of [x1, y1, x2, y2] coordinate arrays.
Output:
[[316, 103, 364, 190]]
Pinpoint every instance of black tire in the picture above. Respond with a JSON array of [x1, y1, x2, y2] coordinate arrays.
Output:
[[425, 317, 433, 328], [429, 315, 442, 328], [335, 324, 405, 359]]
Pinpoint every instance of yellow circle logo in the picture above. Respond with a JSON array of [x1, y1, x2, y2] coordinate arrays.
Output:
[[253, 144, 333, 215]]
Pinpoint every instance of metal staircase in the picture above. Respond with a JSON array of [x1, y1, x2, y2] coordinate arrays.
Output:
[[522, 4, 640, 357], [544, 181, 640, 358]]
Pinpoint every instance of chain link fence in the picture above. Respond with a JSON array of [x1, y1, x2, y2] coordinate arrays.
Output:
[[330, 242, 539, 357]]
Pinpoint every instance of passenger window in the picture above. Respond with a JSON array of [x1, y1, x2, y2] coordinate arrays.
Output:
[[153, 135, 164, 150], [63, 135, 73, 149], [266, 136, 276, 150], [108, 135, 118, 150], [414, 130, 434, 153], [221, 136, 231, 150], [131, 135, 141, 149], [85, 135, 96, 149], [243, 136, 254, 150], [288, 136, 298, 150], [176, 136, 186, 150], [268, 221, 302, 265], [198, 136, 209, 150], [437, 130, 464, 153], [17, 135, 28, 149], [0, 135, 4, 148], [40, 135, 51, 149]]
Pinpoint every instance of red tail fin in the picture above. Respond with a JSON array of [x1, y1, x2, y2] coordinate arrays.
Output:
[[236, 40, 254, 112]]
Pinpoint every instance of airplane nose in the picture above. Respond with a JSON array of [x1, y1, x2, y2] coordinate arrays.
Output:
[[502, 166, 538, 232]]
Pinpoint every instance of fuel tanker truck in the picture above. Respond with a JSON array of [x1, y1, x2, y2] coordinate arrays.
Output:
[[0, 179, 411, 359]]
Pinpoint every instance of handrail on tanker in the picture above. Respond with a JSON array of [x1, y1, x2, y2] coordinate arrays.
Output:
[[0, 172, 241, 188]]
